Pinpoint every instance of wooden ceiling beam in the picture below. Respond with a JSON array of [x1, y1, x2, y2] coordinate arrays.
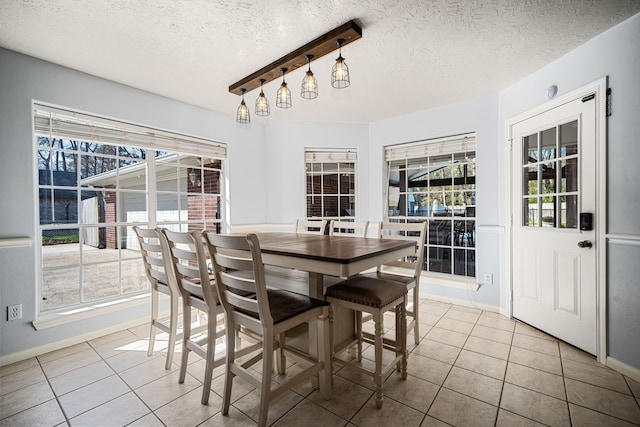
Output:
[[228, 20, 362, 95]]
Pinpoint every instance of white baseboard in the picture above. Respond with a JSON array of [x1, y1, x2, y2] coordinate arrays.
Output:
[[420, 291, 500, 313], [606, 356, 640, 383], [0, 316, 149, 367]]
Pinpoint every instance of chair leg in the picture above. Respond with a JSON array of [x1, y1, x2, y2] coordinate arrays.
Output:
[[412, 286, 420, 345], [201, 309, 217, 405], [374, 312, 384, 409], [318, 308, 331, 400], [258, 336, 274, 427], [276, 332, 286, 375], [148, 288, 158, 357], [165, 294, 179, 370], [179, 301, 191, 384], [222, 321, 236, 416], [400, 301, 408, 379], [355, 311, 363, 362]]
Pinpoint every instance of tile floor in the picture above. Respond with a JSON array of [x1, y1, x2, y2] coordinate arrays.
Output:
[[1, 298, 640, 426]]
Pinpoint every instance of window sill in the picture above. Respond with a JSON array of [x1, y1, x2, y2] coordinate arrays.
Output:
[[32, 293, 150, 330]]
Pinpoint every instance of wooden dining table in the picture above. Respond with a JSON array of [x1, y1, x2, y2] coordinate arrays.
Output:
[[250, 232, 416, 352]]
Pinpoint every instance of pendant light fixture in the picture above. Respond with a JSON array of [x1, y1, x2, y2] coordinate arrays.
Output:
[[276, 68, 292, 108], [331, 38, 350, 89], [301, 54, 319, 99], [236, 88, 250, 124], [255, 79, 270, 116]]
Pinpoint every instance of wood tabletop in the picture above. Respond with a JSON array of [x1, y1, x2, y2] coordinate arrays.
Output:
[[251, 232, 415, 264]]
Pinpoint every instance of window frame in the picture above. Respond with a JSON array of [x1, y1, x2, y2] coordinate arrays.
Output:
[[34, 103, 227, 317], [384, 134, 477, 282]]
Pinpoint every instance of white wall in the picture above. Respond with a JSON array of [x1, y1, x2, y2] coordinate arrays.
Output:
[[262, 120, 369, 225], [369, 95, 502, 309], [498, 14, 640, 371], [0, 47, 265, 360]]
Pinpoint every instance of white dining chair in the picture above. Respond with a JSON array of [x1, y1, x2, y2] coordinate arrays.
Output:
[[295, 218, 327, 235], [328, 220, 369, 237]]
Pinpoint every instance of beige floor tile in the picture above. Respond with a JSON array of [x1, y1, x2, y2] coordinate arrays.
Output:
[[233, 386, 304, 426], [421, 302, 451, 317], [562, 359, 631, 394], [127, 412, 166, 427], [504, 362, 566, 400], [476, 313, 515, 332], [154, 386, 222, 426], [40, 347, 102, 378], [443, 307, 481, 324], [0, 357, 39, 378], [0, 364, 46, 396], [273, 399, 347, 427], [420, 313, 444, 327], [351, 393, 425, 427], [105, 343, 165, 372], [383, 373, 440, 412], [443, 366, 503, 406], [212, 370, 257, 404], [68, 392, 150, 426], [569, 403, 639, 427], [425, 326, 469, 348], [435, 317, 475, 335], [463, 335, 510, 360], [135, 369, 202, 410], [626, 376, 640, 398], [36, 342, 92, 364], [412, 338, 461, 365], [512, 333, 560, 357], [565, 378, 640, 424], [87, 329, 140, 348], [118, 355, 179, 389], [48, 359, 114, 396], [428, 388, 498, 427], [0, 380, 55, 420], [559, 341, 599, 366], [308, 374, 373, 420], [420, 415, 451, 427], [407, 352, 453, 385], [454, 349, 507, 380], [495, 409, 547, 426], [0, 399, 66, 427], [500, 383, 570, 426], [514, 322, 558, 342], [470, 324, 513, 345], [57, 375, 129, 418], [508, 346, 562, 375], [199, 405, 257, 427], [91, 333, 150, 360]]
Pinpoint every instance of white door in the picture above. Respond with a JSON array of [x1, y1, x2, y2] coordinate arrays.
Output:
[[511, 94, 597, 355]]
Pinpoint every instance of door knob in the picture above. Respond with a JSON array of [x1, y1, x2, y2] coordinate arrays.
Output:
[[578, 240, 592, 249]]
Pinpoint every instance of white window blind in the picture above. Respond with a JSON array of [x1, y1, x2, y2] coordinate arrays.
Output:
[[385, 134, 475, 161], [305, 149, 357, 162], [34, 104, 226, 158]]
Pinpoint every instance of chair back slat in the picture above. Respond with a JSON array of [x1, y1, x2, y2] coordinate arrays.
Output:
[[295, 219, 327, 235], [328, 220, 369, 237], [133, 226, 177, 294], [377, 221, 427, 278], [204, 231, 273, 330], [162, 228, 218, 308]]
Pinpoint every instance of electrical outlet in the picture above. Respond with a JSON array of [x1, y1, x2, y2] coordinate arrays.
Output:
[[483, 273, 493, 284], [8, 304, 22, 321]]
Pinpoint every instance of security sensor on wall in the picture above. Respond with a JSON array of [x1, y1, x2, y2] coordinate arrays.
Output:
[[546, 85, 558, 99]]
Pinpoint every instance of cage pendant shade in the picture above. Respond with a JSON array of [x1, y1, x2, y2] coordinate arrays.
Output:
[[331, 39, 350, 89], [301, 55, 318, 99], [276, 68, 292, 108], [236, 89, 250, 124], [255, 79, 270, 116]]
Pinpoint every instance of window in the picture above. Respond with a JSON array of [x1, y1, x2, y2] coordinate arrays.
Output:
[[35, 105, 226, 313], [305, 149, 356, 221], [385, 134, 476, 279]]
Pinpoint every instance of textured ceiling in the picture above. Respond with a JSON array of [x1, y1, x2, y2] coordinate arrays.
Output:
[[1, 0, 639, 123]]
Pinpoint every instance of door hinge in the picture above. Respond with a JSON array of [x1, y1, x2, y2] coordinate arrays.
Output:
[[606, 88, 612, 117], [508, 139, 513, 151]]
